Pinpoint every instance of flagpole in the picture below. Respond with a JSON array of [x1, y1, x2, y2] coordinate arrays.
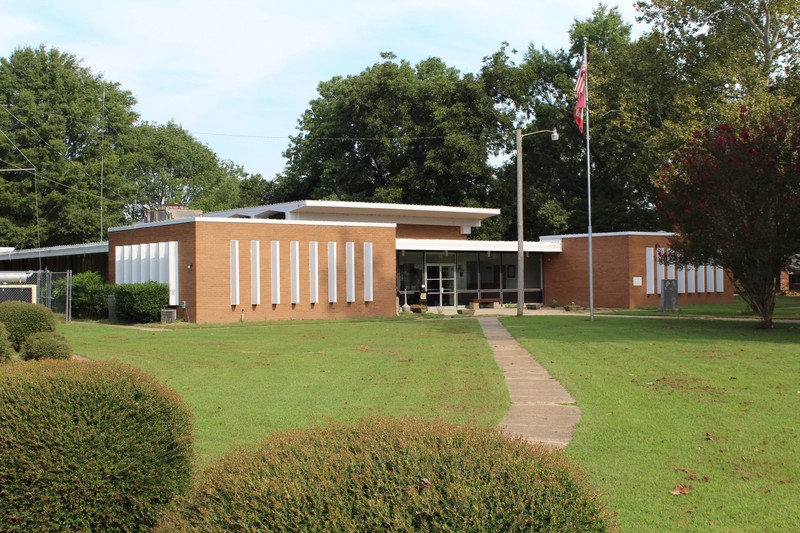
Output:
[[583, 38, 595, 321]]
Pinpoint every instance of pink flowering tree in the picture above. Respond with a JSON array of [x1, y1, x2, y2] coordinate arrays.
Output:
[[657, 109, 800, 328]]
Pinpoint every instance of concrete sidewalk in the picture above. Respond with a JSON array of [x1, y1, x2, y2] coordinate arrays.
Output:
[[478, 317, 581, 448]]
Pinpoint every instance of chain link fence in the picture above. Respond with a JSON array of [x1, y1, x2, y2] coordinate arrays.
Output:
[[0, 270, 72, 322]]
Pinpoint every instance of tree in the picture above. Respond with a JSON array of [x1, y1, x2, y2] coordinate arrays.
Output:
[[657, 107, 800, 328], [276, 55, 508, 207], [0, 46, 138, 247], [121, 122, 240, 219]]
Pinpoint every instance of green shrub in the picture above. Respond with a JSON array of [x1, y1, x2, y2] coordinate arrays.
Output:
[[0, 360, 194, 532], [157, 417, 612, 532], [20, 331, 72, 360], [0, 301, 57, 350], [0, 324, 19, 364], [114, 281, 169, 323], [71, 271, 113, 319]]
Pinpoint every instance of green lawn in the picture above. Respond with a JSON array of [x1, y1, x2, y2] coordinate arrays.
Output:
[[603, 294, 800, 321], [500, 315, 800, 532], [61, 318, 509, 465]]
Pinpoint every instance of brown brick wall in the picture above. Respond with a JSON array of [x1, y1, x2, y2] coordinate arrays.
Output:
[[109, 220, 397, 323], [395, 224, 466, 240], [543, 234, 735, 309]]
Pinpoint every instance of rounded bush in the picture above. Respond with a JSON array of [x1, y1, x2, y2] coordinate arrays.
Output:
[[20, 331, 73, 360], [0, 323, 19, 364], [0, 301, 57, 350], [71, 271, 112, 319], [158, 417, 611, 532], [114, 281, 169, 323], [0, 360, 194, 532]]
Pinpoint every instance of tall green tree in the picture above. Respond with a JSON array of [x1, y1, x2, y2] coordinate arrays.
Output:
[[276, 54, 509, 207], [121, 122, 240, 219], [0, 46, 138, 247], [658, 108, 800, 328]]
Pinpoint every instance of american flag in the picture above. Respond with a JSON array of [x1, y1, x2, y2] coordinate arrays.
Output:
[[574, 58, 587, 133]]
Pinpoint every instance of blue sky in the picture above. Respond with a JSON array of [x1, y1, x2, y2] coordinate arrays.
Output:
[[0, 1, 645, 181]]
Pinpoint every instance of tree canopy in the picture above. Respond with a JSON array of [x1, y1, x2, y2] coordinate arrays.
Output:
[[658, 108, 800, 327]]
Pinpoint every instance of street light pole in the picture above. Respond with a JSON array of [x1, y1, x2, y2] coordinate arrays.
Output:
[[516, 127, 559, 317]]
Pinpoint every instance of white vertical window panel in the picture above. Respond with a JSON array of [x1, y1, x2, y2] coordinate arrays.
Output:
[[230, 240, 240, 306], [139, 244, 149, 281], [346, 242, 356, 302], [123, 245, 132, 284], [656, 248, 665, 294], [715, 266, 725, 293], [309, 242, 319, 304], [290, 241, 300, 304], [251, 240, 261, 305], [115, 246, 123, 284], [363, 242, 374, 302], [706, 263, 716, 292], [158, 242, 169, 283], [645, 247, 655, 295], [148, 243, 158, 281], [696, 265, 706, 293], [131, 245, 141, 283], [167, 241, 179, 305], [666, 263, 675, 280], [686, 265, 696, 293], [271, 240, 280, 305], [328, 242, 337, 303], [677, 265, 686, 294]]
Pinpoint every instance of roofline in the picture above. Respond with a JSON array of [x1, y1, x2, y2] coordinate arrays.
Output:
[[0, 241, 109, 261], [396, 238, 562, 253], [539, 231, 674, 240], [108, 217, 397, 233]]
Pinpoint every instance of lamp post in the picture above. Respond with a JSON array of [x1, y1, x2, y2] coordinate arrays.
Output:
[[516, 127, 559, 316]]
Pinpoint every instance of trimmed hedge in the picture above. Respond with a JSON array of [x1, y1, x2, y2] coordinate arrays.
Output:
[[0, 323, 19, 364], [71, 271, 113, 319], [157, 417, 612, 532], [114, 281, 169, 323], [0, 301, 57, 350], [0, 360, 194, 532], [20, 331, 72, 360]]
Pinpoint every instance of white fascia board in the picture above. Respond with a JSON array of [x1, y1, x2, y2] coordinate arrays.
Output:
[[395, 239, 562, 253], [285, 212, 489, 228], [0, 242, 109, 261], [109, 218, 396, 233], [539, 230, 674, 241]]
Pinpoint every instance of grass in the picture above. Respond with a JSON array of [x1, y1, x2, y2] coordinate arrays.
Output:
[[603, 294, 800, 320], [60, 318, 508, 465], [500, 315, 800, 532]]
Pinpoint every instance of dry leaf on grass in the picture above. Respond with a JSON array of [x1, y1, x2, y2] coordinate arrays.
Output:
[[670, 483, 691, 496]]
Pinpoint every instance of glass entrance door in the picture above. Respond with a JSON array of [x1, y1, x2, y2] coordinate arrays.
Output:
[[426, 264, 455, 307]]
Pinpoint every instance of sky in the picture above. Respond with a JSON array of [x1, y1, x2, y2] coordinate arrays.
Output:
[[0, 0, 646, 181]]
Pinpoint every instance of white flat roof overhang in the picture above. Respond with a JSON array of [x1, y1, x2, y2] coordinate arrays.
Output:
[[395, 238, 562, 253]]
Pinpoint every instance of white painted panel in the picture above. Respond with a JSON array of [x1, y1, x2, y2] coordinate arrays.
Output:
[[167, 241, 179, 305], [706, 263, 716, 292], [115, 246, 123, 284], [131, 244, 141, 283], [656, 248, 665, 294], [230, 240, 240, 306], [666, 263, 675, 280], [363, 242, 374, 302], [677, 265, 686, 294], [271, 240, 280, 305], [686, 265, 696, 293], [715, 266, 725, 293], [328, 242, 337, 303], [149, 243, 159, 281], [309, 242, 319, 304], [140, 244, 149, 281], [645, 247, 655, 295], [346, 242, 355, 302], [251, 240, 261, 305], [290, 241, 300, 304], [158, 242, 168, 283], [696, 265, 706, 293], [123, 245, 132, 284]]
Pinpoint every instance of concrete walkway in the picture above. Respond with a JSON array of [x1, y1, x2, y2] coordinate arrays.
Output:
[[478, 316, 581, 448]]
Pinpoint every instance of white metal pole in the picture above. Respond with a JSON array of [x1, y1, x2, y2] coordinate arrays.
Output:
[[584, 39, 595, 321], [516, 128, 524, 317]]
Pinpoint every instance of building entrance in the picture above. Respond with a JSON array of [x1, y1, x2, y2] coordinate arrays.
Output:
[[425, 263, 456, 307]]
